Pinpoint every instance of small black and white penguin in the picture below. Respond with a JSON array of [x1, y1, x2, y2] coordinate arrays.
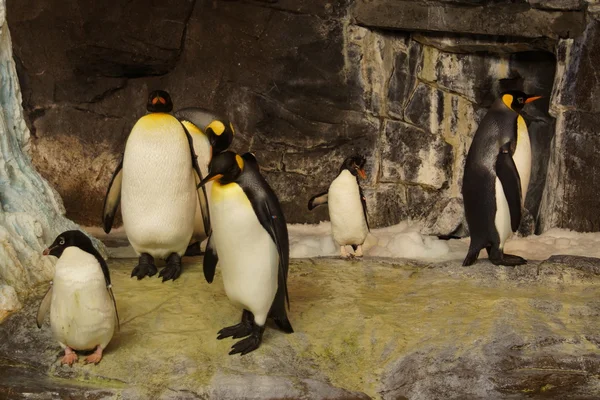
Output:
[[174, 107, 235, 256], [198, 151, 293, 356], [308, 155, 370, 258], [462, 90, 542, 266], [37, 230, 119, 365], [102, 90, 210, 281]]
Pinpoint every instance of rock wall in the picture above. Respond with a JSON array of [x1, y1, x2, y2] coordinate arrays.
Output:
[[0, 0, 91, 320], [6, 0, 599, 233]]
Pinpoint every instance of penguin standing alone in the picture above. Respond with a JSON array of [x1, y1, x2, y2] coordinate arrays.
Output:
[[37, 231, 119, 365], [174, 108, 235, 255], [102, 90, 210, 281], [198, 151, 293, 355], [308, 155, 370, 258], [462, 90, 541, 266]]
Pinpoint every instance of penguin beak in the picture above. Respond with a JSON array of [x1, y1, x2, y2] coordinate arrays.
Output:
[[198, 173, 223, 188], [525, 96, 542, 104], [357, 168, 367, 179], [43, 246, 55, 256]]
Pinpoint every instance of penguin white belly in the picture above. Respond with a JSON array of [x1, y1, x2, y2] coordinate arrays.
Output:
[[121, 114, 196, 258], [512, 116, 531, 205], [189, 129, 212, 241], [494, 178, 512, 249], [328, 170, 368, 246], [211, 182, 278, 326], [50, 248, 115, 351]]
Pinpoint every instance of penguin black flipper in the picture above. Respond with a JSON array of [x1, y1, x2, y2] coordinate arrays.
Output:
[[203, 233, 219, 283], [359, 185, 370, 231], [239, 154, 292, 323], [495, 143, 522, 232], [36, 284, 53, 328], [308, 192, 328, 210], [90, 249, 121, 331], [102, 159, 123, 234], [181, 124, 211, 236]]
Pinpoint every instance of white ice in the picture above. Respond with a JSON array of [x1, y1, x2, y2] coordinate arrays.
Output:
[[88, 222, 600, 262]]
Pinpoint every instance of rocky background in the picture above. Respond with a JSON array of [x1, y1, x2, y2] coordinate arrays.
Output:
[[6, 0, 600, 234]]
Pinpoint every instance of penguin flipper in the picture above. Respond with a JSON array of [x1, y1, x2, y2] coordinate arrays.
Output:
[[107, 285, 120, 332], [495, 148, 522, 232], [203, 233, 218, 283], [359, 186, 370, 231], [36, 284, 53, 328], [182, 124, 211, 235], [102, 159, 123, 234], [308, 192, 328, 210]]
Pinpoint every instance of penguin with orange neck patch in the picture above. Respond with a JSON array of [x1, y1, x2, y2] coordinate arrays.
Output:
[[462, 90, 542, 266], [198, 151, 293, 356], [102, 90, 211, 281]]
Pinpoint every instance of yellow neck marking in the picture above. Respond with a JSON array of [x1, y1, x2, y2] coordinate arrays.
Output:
[[502, 94, 513, 110], [207, 120, 225, 136], [235, 154, 244, 170], [516, 115, 528, 139], [211, 181, 251, 207], [181, 120, 205, 136]]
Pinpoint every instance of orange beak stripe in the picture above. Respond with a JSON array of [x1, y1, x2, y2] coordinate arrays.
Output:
[[358, 169, 367, 179], [151, 97, 159, 105], [158, 97, 166, 105], [525, 96, 542, 104]]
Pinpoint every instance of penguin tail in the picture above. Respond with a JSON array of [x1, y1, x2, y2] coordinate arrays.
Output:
[[462, 246, 480, 267], [273, 315, 294, 334]]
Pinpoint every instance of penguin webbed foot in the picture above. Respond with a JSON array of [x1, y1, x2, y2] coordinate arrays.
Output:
[[60, 347, 78, 366], [184, 242, 203, 257], [218, 310, 254, 340], [131, 253, 157, 280], [159, 253, 182, 282], [490, 253, 527, 267], [228, 324, 265, 356], [84, 346, 103, 365]]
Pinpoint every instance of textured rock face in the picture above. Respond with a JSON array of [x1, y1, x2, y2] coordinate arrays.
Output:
[[1, 256, 599, 399], [6, 0, 598, 233], [0, 0, 98, 320]]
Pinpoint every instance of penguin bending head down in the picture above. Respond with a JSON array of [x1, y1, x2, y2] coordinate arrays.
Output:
[[174, 107, 236, 256], [37, 231, 119, 366], [308, 154, 370, 258], [198, 151, 293, 356], [102, 90, 211, 282], [462, 90, 542, 267]]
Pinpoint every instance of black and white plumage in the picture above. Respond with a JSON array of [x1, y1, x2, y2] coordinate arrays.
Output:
[[462, 90, 541, 267], [102, 90, 211, 281], [199, 151, 293, 356], [37, 230, 119, 365], [308, 154, 369, 258]]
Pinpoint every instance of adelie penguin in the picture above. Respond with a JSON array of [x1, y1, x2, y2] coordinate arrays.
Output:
[[462, 90, 542, 267], [198, 151, 293, 356], [174, 107, 235, 256], [37, 231, 119, 365], [308, 155, 370, 258], [102, 90, 211, 281]]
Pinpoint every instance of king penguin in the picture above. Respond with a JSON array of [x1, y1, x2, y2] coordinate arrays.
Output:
[[198, 151, 293, 356], [462, 90, 541, 266], [37, 230, 119, 365], [102, 90, 211, 281], [174, 107, 235, 256], [308, 155, 370, 258]]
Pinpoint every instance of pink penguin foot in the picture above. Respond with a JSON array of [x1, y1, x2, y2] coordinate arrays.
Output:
[[61, 348, 78, 366], [84, 346, 103, 364]]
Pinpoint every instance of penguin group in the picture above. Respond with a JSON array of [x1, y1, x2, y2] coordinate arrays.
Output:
[[36, 87, 543, 364]]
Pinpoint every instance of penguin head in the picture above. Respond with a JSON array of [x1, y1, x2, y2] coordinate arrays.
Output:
[[147, 90, 173, 113], [340, 154, 367, 179], [501, 91, 542, 112], [43, 230, 96, 258], [199, 151, 244, 186], [205, 120, 235, 155]]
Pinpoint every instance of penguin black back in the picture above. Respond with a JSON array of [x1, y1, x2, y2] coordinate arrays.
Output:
[[146, 90, 173, 113]]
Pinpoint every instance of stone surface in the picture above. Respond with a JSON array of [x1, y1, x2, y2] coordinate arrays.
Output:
[[0, 0, 104, 319], [1, 256, 599, 399], [352, 0, 586, 39]]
